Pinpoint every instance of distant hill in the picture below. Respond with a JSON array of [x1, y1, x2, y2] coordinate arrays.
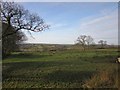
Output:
[[18, 43, 73, 52]]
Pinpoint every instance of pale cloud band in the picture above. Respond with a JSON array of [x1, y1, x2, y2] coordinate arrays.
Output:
[[79, 9, 118, 45]]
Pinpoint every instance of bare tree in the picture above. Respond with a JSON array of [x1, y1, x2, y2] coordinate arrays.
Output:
[[77, 35, 87, 50], [98, 40, 107, 48], [1, 2, 50, 39], [86, 35, 94, 48], [76, 35, 94, 50]]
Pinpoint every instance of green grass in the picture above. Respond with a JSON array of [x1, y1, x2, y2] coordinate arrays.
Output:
[[2, 49, 118, 88]]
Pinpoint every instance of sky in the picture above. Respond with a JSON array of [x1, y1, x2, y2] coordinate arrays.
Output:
[[6, 0, 120, 2], [19, 2, 118, 45]]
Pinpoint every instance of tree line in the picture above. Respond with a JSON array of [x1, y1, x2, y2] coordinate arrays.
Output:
[[76, 35, 107, 50]]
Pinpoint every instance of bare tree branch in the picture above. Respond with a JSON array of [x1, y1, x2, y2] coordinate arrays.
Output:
[[1, 2, 50, 38]]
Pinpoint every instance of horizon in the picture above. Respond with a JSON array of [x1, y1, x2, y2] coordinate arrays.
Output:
[[21, 42, 119, 46]]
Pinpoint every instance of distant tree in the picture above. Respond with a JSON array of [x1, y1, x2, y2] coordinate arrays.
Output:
[[98, 40, 107, 49], [1, 2, 49, 58], [76, 35, 94, 50], [76, 35, 87, 50], [86, 35, 94, 48]]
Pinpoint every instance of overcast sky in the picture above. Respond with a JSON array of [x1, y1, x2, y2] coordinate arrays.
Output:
[[19, 2, 118, 45]]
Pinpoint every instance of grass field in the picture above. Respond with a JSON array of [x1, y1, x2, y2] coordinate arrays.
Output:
[[2, 48, 118, 88]]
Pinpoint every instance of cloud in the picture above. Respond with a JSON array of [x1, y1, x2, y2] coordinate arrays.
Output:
[[24, 26, 78, 44], [48, 22, 68, 29], [78, 9, 118, 44]]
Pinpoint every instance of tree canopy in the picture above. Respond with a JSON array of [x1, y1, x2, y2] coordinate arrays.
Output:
[[2, 22, 27, 58]]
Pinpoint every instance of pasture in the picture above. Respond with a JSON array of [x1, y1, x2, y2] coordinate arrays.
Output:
[[2, 48, 118, 88]]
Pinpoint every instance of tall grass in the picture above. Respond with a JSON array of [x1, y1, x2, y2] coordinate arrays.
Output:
[[83, 67, 118, 88]]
